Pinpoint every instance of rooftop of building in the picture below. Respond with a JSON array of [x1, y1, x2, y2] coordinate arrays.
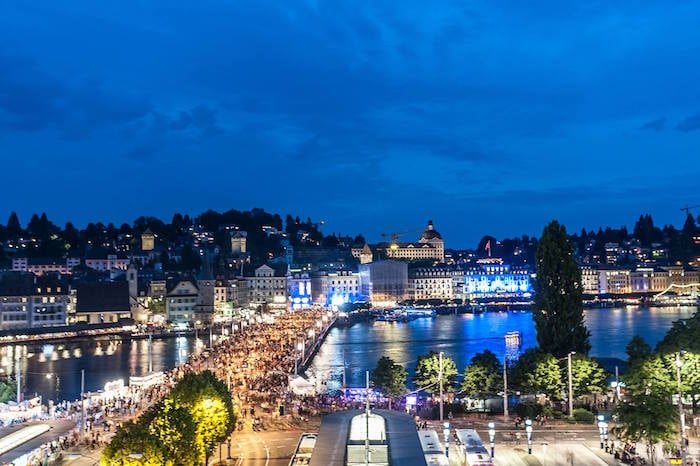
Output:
[[308, 409, 426, 466]]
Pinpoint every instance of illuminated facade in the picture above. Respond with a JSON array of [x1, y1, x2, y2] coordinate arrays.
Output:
[[288, 270, 312, 309], [312, 270, 361, 307], [408, 267, 453, 300], [630, 267, 670, 293], [359, 260, 409, 306], [464, 259, 533, 298], [246, 264, 287, 308], [12, 257, 81, 275], [352, 220, 445, 263], [0, 274, 69, 329], [166, 279, 198, 324], [141, 229, 155, 251], [230, 230, 247, 254], [597, 268, 631, 294]]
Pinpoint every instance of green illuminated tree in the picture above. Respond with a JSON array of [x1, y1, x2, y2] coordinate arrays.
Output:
[[372, 356, 407, 409], [101, 420, 171, 466], [0, 378, 16, 403], [533, 220, 590, 357], [170, 371, 236, 464], [460, 350, 503, 404], [413, 351, 458, 393], [570, 355, 608, 398], [615, 355, 678, 465], [147, 398, 200, 465], [511, 349, 563, 399]]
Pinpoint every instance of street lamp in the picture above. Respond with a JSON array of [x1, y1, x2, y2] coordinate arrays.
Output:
[[525, 419, 533, 455], [488, 422, 496, 458], [675, 351, 687, 465], [597, 415, 608, 450], [443, 421, 450, 458]]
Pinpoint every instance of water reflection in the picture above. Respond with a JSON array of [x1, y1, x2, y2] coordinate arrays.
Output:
[[307, 306, 696, 391], [0, 336, 194, 402]]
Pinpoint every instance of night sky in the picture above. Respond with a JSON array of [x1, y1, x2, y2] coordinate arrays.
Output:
[[2, 1, 700, 247]]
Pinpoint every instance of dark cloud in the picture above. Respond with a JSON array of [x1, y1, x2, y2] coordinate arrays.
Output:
[[640, 117, 665, 132], [677, 114, 700, 132], [0, 53, 150, 139], [2, 1, 700, 244]]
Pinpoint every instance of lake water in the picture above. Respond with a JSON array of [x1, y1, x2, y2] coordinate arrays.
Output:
[[0, 306, 695, 401], [306, 306, 697, 391]]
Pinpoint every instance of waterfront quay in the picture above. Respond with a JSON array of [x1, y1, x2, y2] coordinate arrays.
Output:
[[0, 309, 336, 465]]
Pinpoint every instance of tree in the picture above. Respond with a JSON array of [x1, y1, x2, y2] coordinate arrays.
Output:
[[615, 355, 679, 465], [625, 336, 652, 366], [169, 371, 236, 464], [6, 212, 21, 239], [413, 351, 458, 393], [656, 312, 700, 354], [101, 420, 171, 466], [0, 378, 16, 403], [372, 356, 407, 409], [511, 349, 563, 399], [147, 398, 201, 465], [460, 350, 503, 406], [570, 355, 608, 398], [533, 220, 591, 357]]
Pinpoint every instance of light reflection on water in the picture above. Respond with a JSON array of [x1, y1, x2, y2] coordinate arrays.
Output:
[[0, 335, 194, 402], [0, 306, 695, 400], [306, 306, 697, 392]]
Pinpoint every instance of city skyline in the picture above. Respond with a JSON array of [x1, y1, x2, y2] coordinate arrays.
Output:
[[2, 1, 700, 245]]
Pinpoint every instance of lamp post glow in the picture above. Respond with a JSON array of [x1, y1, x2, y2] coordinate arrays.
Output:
[[597, 415, 608, 450], [525, 419, 533, 455], [488, 422, 496, 458], [443, 421, 450, 458]]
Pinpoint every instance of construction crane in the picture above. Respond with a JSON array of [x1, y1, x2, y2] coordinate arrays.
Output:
[[681, 204, 700, 216], [380, 229, 420, 243]]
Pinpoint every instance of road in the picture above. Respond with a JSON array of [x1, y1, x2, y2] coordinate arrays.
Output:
[[214, 430, 303, 466]]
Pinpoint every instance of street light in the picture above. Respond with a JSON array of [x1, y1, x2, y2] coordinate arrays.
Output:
[[525, 419, 533, 454], [675, 351, 687, 465], [443, 421, 450, 458], [488, 422, 496, 458], [597, 415, 608, 450]]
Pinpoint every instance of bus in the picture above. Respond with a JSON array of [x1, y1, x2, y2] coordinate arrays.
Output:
[[455, 429, 493, 466], [417, 429, 449, 466], [289, 432, 317, 466]]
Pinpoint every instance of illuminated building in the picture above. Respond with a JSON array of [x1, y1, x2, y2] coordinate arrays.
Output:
[[165, 279, 199, 324], [580, 266, 599, 295], [464, 258, 533, 298], [75, 281, 130, 324], [630, 267, 670, 293], [597, 268, 631, 294], [12, 257, 80, 275], [141, 228, 155, 251], [230, 230, 247, 253], [352, 220, 445, 263], [311, 270, 361, 307], [359, 260, 409, 306], [85, 253, 130, 272], [288, 270, 312, 309], [408, 267, 453, 300], [245, 264, 287, 309], [0, 273, 70, 329]]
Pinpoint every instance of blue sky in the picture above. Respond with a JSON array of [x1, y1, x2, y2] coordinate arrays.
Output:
[[2, 0, 700, 247]]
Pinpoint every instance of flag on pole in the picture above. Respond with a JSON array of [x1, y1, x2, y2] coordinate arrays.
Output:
[[485, 239, 491, 257]]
